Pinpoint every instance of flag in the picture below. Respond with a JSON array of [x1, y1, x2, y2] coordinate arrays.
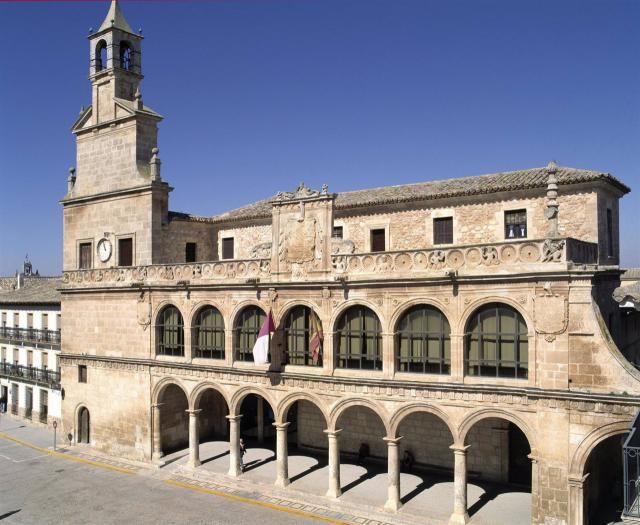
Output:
[[252, 310, 275, 364], [309, 311, 324, 365]]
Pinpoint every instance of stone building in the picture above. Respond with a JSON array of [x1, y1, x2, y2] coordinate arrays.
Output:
[[0, 259, 62, 425], [60, 2, 638, 524]]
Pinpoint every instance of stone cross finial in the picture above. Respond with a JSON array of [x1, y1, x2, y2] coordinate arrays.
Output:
[[67, 167, 77, 193], [545, 160, 559, 237], [150, 148, 161, 181]]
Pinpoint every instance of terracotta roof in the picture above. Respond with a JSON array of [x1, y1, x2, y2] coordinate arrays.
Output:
[[211, 165, 629, 223], [0, 277, 62, 305]]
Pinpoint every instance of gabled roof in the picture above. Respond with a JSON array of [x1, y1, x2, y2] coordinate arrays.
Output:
[[0, 277, 61, 306], [98, 0, 134, 34], [211, 165, 630, 223]]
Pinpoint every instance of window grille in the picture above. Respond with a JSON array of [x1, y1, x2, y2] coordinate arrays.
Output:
[[234, 306, 266, 362], [222, 238, 234, 260], [156, 306, 184, 357], [193, 307, 225, 359], [370, 229, 385, 252], [335, 306, 382, 370], [505, 210, 527, 239], [433, 217, 453, 245]]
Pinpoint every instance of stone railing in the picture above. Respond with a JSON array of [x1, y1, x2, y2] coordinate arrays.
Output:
[[61, 238, 598, 287], [331, 237, 594, 277]]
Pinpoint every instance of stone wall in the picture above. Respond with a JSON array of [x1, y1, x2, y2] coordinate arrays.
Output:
[[335, 407, 388, 459], [397, 412, 455, 470], [466, 418, 509, 482], [158, 218, 216, 263], [216, 223, 272, 260]]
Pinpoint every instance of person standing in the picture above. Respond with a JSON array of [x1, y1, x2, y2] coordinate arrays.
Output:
[[239, 437, 247, 472]]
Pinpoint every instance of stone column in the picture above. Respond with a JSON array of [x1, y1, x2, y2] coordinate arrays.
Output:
[[186, 409, 202, 468], [325, 429, 342, 498], [449, 334, 465, 382], [449, 444, 470, 525], [274, 422, 290, 487], [384, 436, 403, 511], [257, 398, 264, 444], [529, 454, 540, 525], [382, 332, 395, 380], [568, 474, 588, 525], [227, 414, 243, 477], [152, 403, 163, 460]]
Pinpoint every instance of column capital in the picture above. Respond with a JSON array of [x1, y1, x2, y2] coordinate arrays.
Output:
[[568, 473, 589, 487], [186, 409, 202, 416], [273, 421, 291, 430], [450, 444, 470, 454], [383, 435, 403, 445], [324, 428, 343, 437], [226, 414, 243, 422], [151, 403, 164, 409]]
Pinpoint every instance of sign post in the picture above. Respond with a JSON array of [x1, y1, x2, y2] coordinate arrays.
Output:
[[52, 420, 57, 451]]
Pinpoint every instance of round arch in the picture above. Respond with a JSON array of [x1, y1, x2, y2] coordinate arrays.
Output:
[[276, 300, 324, 329], [389, 403, 458, 442], [229, 300, 267, 329], [228, 386, 277, 417], [389, 298, 453, 334], [190, 381, 230, 411], [328, 397, 391, 434], [458, 408, 536, 452], [152, 301, 187, 326], [275, 392, 330, 426], [456, 296, 534, 336], [75, 404, 91, 444], [329, 299, 385, 335], [188, 300, 226, 328], [569, 419, 632, 477], [152, 377, 190, 407]]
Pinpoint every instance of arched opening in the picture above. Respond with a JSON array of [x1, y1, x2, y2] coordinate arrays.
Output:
[[584, 434, 625, 525], [238, 394, 276, 479], [335, 404, 387, 506], [234, 306, 266, 362], [156, 305, 184, 357], [95, 40, 107, 72], [283, 399, 329, 491], [192, 306, 225, 360], [334, 306, 382, 370], [465, 303, 528, 379], [119, 41, 132, 71], [283, 306, 323, 367], [395, 305, 451, 374], [464, 417, 532, 525], [77, 406, 90, 444], [158, 384, 188, 456], [395, 411, 455, 517]]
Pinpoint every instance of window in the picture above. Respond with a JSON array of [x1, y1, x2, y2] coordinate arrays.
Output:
[[185, 242, 197, 263], [95, 40, 107, 72], [78, 365, 87, 383], [27, 313, 33, 329], [234, 306, 266, 362], [27, 351, 33, 367], [41, 313, 48, 330], [396, 305, 451, 374], [1, 347, 5, 362], [79, 242, 92, 269], [335, 306, 382, 370], [42, 352, 48, 369], [1, 312, 5, 327], [118, 238, 133, 267], [193, 306, 225, 359], [285, 306, 323, 366], [40, 390, 48, 423], [222, 237, 234, 260], [333, 226, 343, 239], [156, 306, 184, 357], [119, 41, 132, 70], [13, 313, 19, 328], [465, 303, 528, 379], [607, 208, 614, 257], [370, 229, 386, 252], [433, 217, 453, 245], [505, 210, 527, 239], [13, 348, 19, 364]]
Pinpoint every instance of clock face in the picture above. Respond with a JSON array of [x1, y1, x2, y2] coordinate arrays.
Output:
[[97, 238, 112, 262]]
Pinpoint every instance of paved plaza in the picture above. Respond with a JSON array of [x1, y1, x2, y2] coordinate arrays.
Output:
[[0, 414, 534, 525]]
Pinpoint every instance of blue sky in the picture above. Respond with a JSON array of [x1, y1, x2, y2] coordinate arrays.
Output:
[[0, 0, 638, 275]]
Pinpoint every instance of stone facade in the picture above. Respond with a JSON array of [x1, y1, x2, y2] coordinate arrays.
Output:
[[59, 3, 637, 525]]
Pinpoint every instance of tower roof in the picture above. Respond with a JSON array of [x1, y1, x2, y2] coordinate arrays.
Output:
[[98, 0, 134, 34]]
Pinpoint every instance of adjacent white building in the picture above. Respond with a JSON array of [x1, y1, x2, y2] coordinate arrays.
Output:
[[0, 259, 61, 425]]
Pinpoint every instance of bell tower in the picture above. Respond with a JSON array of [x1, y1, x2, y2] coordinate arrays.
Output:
[[62, 0, 171, 271]]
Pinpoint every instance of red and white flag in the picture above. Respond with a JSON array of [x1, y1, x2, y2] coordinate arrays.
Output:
[[252, 310, 275, 364]]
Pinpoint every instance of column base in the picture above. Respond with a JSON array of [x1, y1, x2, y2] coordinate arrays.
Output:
[[275, 477, 290, 488], [326, 487, 342, 499], [187, 460, 202, 469], [449, 512, 470, 525], [228, 466, 242, 477], [384, 498, 402, 512]]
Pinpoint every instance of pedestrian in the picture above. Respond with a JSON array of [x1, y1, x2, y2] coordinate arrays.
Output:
[[239, 437, 246, 472], [402, 449, 415, 473], [0, 395, 6, 413]]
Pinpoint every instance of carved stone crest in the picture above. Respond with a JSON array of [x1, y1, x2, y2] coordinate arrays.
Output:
[[534, 286, 568, 337], [137, 292, 151, 331]]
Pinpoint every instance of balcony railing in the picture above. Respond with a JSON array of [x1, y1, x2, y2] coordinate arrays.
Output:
[[0, 327, 60, 346], [0, 362, 61, 390], [60, 237, 599, 287]]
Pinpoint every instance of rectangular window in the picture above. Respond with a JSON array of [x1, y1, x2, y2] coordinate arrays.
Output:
[[607, 208, 614, 257], [27, 313, 33, 329], [13, 348, 19, 364], [1, 312, 5, 327], [433, 217, 453, 245], [332, 226, 343, 239], [42, 352, 48, 369], [1, 347, 5, 362], [27, 350, 33, 367], [13, 313, 19, 328], [118, 238, 133, 267], [41, 314, 48, 330], [78, 365, 87, 383], [79, 242, 92, 269], [370, 229, 386, 252], [185, 242, 197, 263], [222, 237, 234, 260], [505, 210, 527, 239]]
